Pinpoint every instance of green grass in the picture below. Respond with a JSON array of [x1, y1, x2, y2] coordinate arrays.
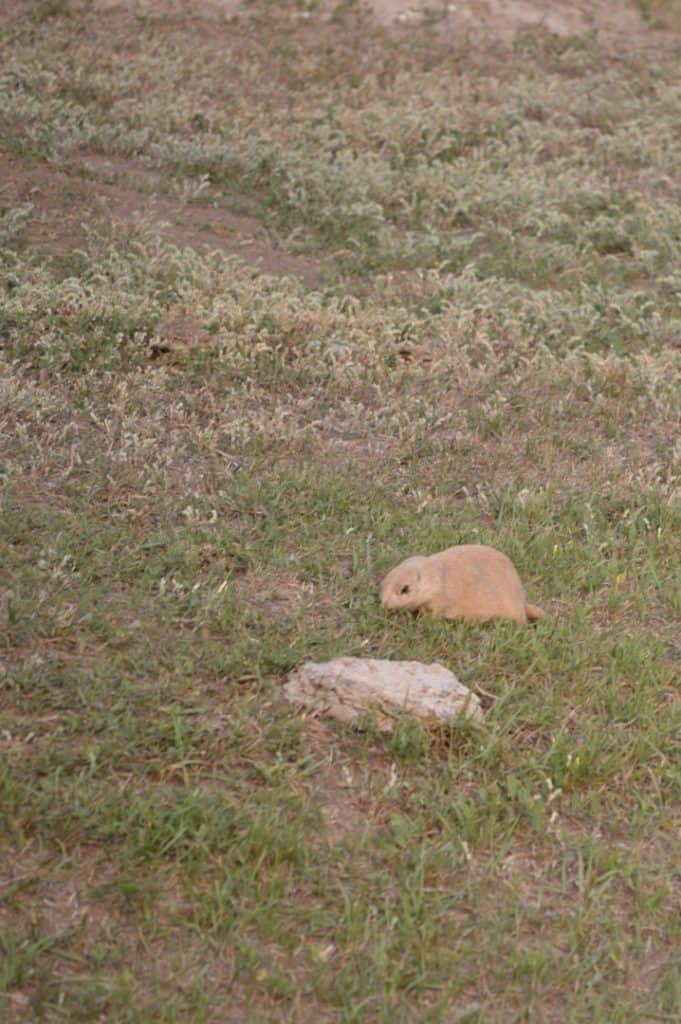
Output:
[[636, 0, 681, 28], [1, 2, 680, 1021]]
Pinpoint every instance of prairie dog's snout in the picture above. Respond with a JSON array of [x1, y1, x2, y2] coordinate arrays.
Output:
[[380, 544, 544, 624]]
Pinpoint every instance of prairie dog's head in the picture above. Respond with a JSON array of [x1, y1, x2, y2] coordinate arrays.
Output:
[[379, 556, 431, 611]]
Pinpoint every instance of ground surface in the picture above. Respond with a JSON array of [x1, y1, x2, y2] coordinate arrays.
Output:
[[1, 1, 680, 1022]]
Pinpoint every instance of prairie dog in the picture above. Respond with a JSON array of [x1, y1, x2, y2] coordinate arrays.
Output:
[[380, 544, 545, 624]]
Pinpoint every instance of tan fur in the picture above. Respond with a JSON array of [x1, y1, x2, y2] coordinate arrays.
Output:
[[379, 544, 545, 624]]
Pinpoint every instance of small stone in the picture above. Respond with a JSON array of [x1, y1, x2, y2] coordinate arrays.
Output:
[[306, 337, 352, 361], [283, 657, 483, 732]]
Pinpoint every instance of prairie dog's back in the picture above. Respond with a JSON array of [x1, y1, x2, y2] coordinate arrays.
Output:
[[430, 545, 527, 621], [436, 545, 521, 587]]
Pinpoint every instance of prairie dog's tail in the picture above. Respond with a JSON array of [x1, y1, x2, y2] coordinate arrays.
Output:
[[525, 603, 545, 622]]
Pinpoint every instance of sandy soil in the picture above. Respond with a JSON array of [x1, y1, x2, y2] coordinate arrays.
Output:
[[81, 0, 652, 43], [5, 0, 654, 41], [371, 0, 646, 38]]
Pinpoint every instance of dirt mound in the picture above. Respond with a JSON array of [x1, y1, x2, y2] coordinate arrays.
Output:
[[372, 0, 646, 40], [64, 0, 679, 52]]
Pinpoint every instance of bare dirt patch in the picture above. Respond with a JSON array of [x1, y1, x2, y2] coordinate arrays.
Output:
[[235, 569, 317, 623], [373, 0, 645, 38], [0, 150, 324, 283], [299, 720, 388, 843], [5, 0, 670, 47], [76, 0, 680, 49]]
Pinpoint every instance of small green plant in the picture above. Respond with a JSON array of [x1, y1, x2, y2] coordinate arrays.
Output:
[[636, 0, 681, 27], [389, 716, 431, 761], [29, 0, 69, 21], [0, 204, 34, 246]]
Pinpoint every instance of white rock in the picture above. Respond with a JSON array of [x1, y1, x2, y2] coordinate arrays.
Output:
[[284, 657, 483, 731]]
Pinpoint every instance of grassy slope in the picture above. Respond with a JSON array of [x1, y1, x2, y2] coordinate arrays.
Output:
[[1, 3, 680, 1022]]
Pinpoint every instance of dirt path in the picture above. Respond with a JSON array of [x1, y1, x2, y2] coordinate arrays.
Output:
[[0, 151, 324, 284]]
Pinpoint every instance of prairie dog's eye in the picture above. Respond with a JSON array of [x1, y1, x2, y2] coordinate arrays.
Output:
[[400, 584, 410, 595]]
